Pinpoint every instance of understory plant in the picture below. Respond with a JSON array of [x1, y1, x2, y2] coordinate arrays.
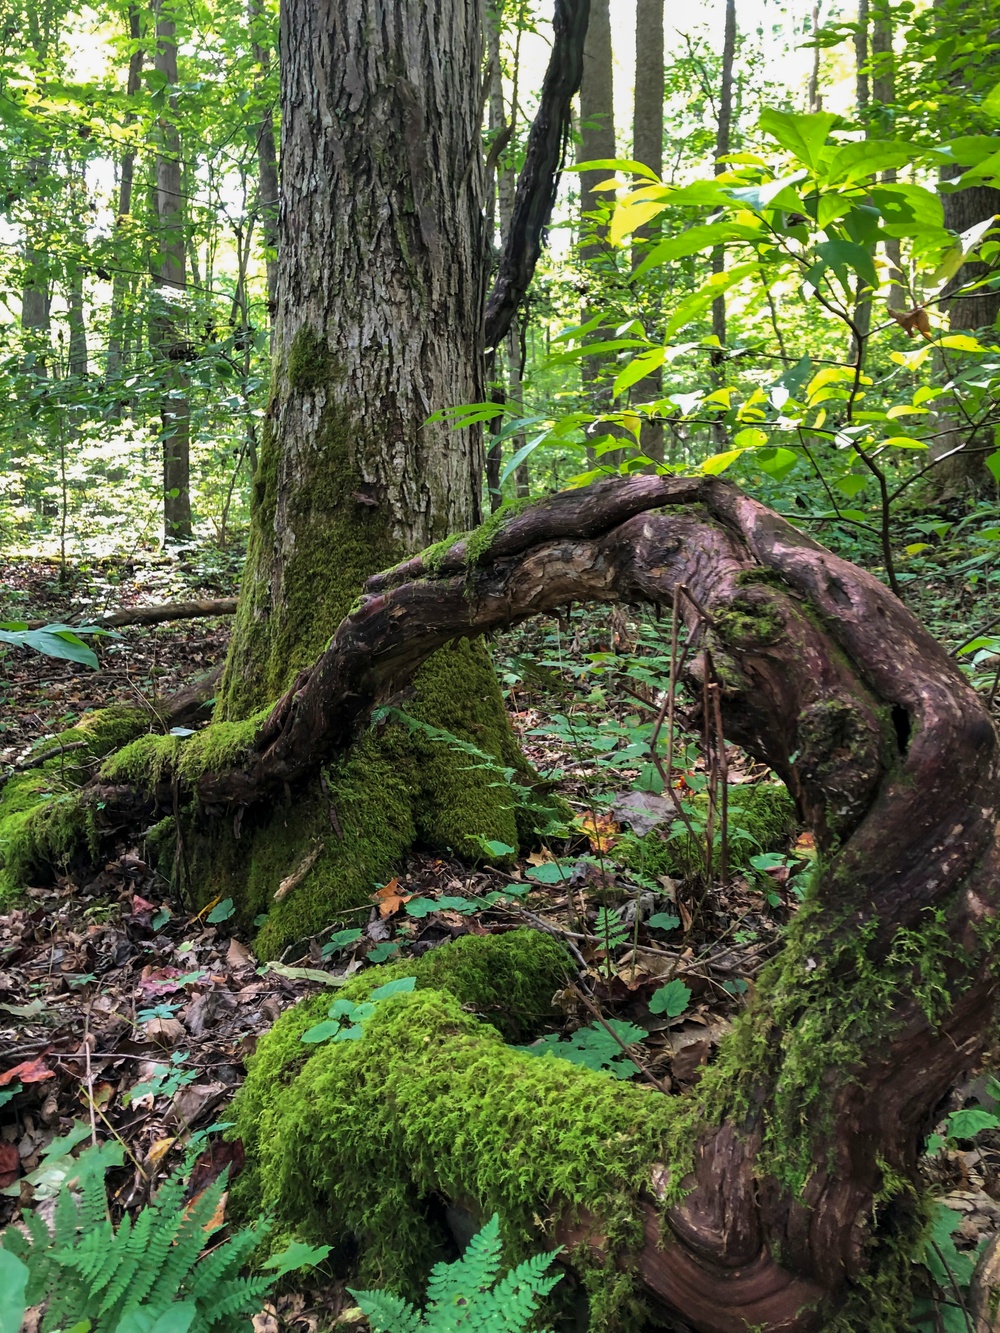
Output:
[[349, 1213, 563, 1333], [0, 1133, 328, 1333]]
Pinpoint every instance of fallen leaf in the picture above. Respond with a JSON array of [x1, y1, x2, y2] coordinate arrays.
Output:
[[146, 1137, 176, 1169], [578, 812, 619, 853], [274, 842, 324, 902], [611, 791, 671, 836], [793, 831, 817, 861], [0, 1058, 54, 1086], [226, 937, 254, 970], [374, 876, 411, 918], [144, 1016, 186, 1046], [188, 1139, 245, 1195], [0, 1141, 19, 1189]]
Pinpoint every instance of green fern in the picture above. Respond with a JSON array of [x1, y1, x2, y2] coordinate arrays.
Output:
[[0, 1134, 329, 1333], [349, 1214, 562, 1332]]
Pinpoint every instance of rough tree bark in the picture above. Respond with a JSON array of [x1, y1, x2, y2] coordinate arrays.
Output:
[[80, 474, 1000, 1330]]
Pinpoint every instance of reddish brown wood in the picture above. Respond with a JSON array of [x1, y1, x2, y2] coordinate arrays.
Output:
[[85, 476, 1000, 1329]]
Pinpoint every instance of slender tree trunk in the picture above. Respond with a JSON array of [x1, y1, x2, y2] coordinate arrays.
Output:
[[67, 262, 88, 378], [248, 0, 279, 333], [151, 0, 192, 543], [106, 4, 143, 394], [871, 2, 903, 310], [577, 0, 615, 459], [631, 0, 664, 465], [709, 0, 736, 449], [807, 2, 822, 113]]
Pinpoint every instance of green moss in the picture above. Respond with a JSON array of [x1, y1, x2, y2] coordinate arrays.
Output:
[[713, 592, 785, 648], [231, 931, 670, 1326], [421, 530, 469, 574], [617, 780, 796, 880], [0, 706, 149, 901], [464, 496, 536, 565]]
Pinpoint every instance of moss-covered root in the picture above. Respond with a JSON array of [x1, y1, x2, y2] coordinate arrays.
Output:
[[230, 932, 676, 1327], [146, 638, 538, 960], [0, 706, 150, 901]]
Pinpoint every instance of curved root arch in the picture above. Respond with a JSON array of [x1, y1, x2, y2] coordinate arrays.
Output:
[[104, 477, 1000, 1330]]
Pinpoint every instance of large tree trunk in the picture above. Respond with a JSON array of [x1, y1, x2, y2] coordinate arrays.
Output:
[[206, 0, 533, 958], [70, 474, 1000, 1329]]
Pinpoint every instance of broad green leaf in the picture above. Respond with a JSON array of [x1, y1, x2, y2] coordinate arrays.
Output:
[[613, 348, 665, 397], [649, 979, 692, 1017], [300, 1020, 341, 1044], [733, 427, 768, 449], [701, 448, 744, 475], [574, 157, 660, 181], [815, 239, 878, 291], [758, 108, 838, 169], [206, 897, 235, 923], [369, 976, 417, 1001], [870, 183, 944, 235], [632, 221, 757, 280], [0, 1250, 28, 1333], [321, 928, 364, 956], [756, 447, 799, 480], [647, 913, 681, 932], [824, 140, 916, 185], [524, 860, 574, 884], [263, 1241, 332, 1275], [610, 198, 666, 246], [946, 1106, 1000, 1139], [986, 450, 1000, 485], [726, 169, 808, 212]]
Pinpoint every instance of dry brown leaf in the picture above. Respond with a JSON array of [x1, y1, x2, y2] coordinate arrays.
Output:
[[578, 812, 619, 853], [889, 305, 932, 339], [146, 1137, 176, 1169], [144, 1016, 186, 1046], [226, 937, 254, 970], [0, 1057, 54, 1086], [374, 876, 411, 918]]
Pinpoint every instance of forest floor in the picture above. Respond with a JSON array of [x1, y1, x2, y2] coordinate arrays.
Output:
[[3, 546, 1000, 1331]]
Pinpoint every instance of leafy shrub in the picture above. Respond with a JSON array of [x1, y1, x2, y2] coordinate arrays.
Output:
[[0, 1135, 327, 1333], [349, 1213, 562, 1332]]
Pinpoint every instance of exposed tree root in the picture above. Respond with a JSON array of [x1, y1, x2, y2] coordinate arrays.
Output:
[[30, 476, 1000, 1328]]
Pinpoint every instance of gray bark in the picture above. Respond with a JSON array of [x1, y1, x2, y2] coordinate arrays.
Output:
[[219, 0, 488, 714], [151, 0, 192, 543]]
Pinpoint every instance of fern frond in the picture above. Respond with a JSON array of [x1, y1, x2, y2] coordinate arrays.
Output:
[[141, 1175, 227, 1314], [426, 1214, 502, 1310], [348, 1287, 424, 1333], [200, 1272, 274, 1328], [184, 1226, 261, 1306]]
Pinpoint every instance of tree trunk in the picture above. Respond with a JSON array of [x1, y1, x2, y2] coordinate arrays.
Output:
[[248, 0, 279, 336], [631, 0, 665, 465], [577, 0, 616, 456], [203, 0, 534, 958], [106, 4, 143, 397], [68, 474, 1000, 1329], [151, 0, 192, 543], [709, 0, 736, 449]]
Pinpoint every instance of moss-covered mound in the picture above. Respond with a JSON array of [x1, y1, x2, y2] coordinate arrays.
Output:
[[617, 779, 796, 881], [0, 706, 151, 901], [230, 930, 674, 1327]]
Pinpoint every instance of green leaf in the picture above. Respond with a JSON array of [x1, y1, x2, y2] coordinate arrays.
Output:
[[632, 221, 757, 280], [815, 239, 878, 291], [755, 447, 799, 480], [263, 1241, 331, 1275], [758, 108, 839, 169], [0, 1250, 28, 1333], [985, 451, 1000, 485], [701, 448, 745, 475], [206, 898, 235, 923], [824, 140, 916, 185], [733, 427, 768, 449], [985, 83, 1000, 121], [946, 1106, 1000, 1139], [881, 436, 928, 450], [480, 840, 516, 857], [649, 979, 692, 1017], [300, 1020, 341, 1044], [613, 348, 665, 397], [725, 169, 808, 212], [366, 942, 400, 964], [369, 976, 417, 1001], [320, 929, 364, 956], [524, 861, 574, 884], [647, 913, 681, 932], [404, 897, 438, 917]]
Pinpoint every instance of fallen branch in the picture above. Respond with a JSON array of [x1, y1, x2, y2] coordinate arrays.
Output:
[[24, 599, 237, 631]]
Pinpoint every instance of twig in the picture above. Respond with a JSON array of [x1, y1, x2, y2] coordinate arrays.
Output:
[[569, 983, 671, 1096]]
